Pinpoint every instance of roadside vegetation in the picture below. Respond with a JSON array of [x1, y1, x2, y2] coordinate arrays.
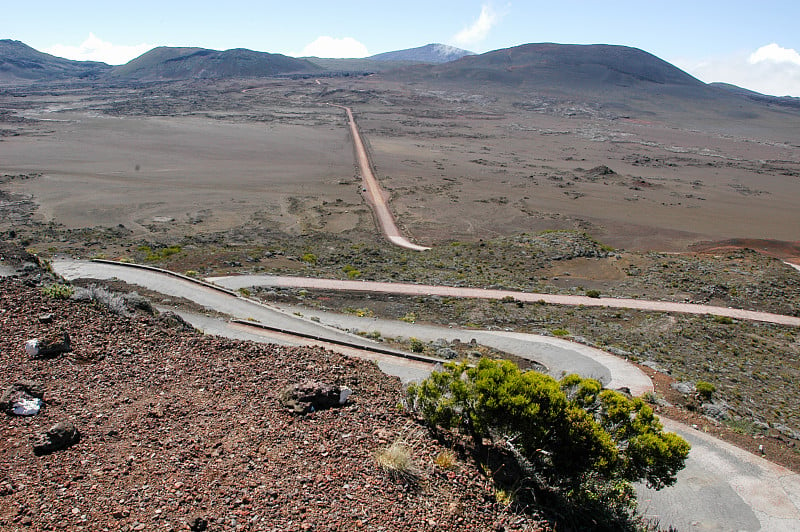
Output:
[[408, 359, 690, 529]]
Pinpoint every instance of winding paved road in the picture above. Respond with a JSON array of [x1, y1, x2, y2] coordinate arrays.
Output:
[[50, 259, 800, 531], [208, 274, 800, 327], [330, 104, 429, 251]]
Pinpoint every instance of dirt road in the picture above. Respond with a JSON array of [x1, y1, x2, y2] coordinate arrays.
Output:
[[330, 104, 430, 251], [208, 274, 800, 327]]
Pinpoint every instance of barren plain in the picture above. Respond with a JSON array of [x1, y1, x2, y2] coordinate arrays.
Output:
[[2, 77, 799, 254], [3, 74, 800, 519]]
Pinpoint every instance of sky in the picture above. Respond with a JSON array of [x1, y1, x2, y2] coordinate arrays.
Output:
[[3, 1, 799, 97]]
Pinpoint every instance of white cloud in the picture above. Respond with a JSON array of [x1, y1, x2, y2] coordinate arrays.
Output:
[[748, 43, 800, 66], [452, 3, 502, 47], [44, 33, 153, 65], [298, 36, 369, 58], [675, 44, 800, 97]]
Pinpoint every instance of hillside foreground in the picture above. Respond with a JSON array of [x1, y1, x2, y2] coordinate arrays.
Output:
[[0, 269, 551, 531]]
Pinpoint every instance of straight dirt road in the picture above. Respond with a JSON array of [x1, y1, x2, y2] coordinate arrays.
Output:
[[330, 104, 429, 251]]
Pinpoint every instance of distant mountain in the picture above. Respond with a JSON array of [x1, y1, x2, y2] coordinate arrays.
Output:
[[303, 57, 421, 73], [369, 43, 474, 64], [0, 39, 111, 83], [109, 46, 321, 81], [710, 82, 800, 110], [388, 43, 704, 91]]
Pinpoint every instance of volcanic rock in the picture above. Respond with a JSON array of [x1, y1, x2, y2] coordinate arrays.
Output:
[[33, 420, 80, 455], [1, 380, 44, 415], [280, 380, 352, 414]]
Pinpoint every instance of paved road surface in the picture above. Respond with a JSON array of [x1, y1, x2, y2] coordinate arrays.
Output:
[[330, 104, 429, 251], [53, 259, 641, 388], [158, 307, 432, 383], [269, 302, 651, 395], [208, 274, 800, 327], [51, 259, 800, 531]]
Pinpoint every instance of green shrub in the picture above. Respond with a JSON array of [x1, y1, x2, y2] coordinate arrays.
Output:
[[41, 283, 74, 299], [400, 312, 417, 323], [407, 359, 689, 491], [585, 289, 601, 298], [300, 252, 317, 264], [409, 337, 425, 353], [142, 245, 182, 262], [696, 381, 716, 401], [712, 315, 734, 325], [551, 328, 570, 337]]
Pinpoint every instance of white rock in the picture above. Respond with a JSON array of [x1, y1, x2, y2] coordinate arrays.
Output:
[[338, 387, 352, 405], [24, 339, 39, 357]]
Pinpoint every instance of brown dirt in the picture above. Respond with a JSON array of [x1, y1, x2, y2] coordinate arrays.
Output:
[[2, 78, 799, 253], [0, 277, 547, 531], [690, 238, 800, 265]]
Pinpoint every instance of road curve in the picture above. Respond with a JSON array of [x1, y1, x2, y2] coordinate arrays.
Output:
[[207, 274, 800, 327], [53, 260, 800, 531], [329, 104, 430, 251], [52, 259, 645, 390], [52, 259, 800, 531]]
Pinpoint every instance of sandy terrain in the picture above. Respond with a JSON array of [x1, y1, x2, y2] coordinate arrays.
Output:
[[2, 78, 798, 252], [2, 92, 362, 239]]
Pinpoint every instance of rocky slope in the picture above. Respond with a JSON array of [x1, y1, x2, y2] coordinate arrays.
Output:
[[0, 274, 546, 531], [0, 39, 110, 83]]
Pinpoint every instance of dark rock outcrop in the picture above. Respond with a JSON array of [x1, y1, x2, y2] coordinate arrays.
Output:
[[280, 381, 352, 415]]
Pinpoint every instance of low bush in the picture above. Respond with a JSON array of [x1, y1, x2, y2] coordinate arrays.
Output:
[[407, 359, 690, 527], [41, 283, 73, 300], [695, 381, 716, 401]]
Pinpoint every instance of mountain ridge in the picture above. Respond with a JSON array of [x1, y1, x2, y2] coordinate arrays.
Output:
[[108, 46, 321, 81], [0, 39, 111, 82], [368, 43, 473, 63]]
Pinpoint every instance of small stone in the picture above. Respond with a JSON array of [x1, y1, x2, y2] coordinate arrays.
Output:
[[33, 420, 80, 456], [188, 515, 208, 531]]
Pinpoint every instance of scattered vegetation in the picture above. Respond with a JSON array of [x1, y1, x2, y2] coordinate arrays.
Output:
[[695, 381, 716, 401], [138, 244, 182, 262], [343, 307, 374, 318], [40, 283, 74, 299], [409, 337, 425, 353], [433, 449, 457, 470], [375, 441, 418, 482]]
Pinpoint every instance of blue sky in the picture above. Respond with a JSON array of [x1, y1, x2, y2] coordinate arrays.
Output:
[[3, 1, 799, 96]]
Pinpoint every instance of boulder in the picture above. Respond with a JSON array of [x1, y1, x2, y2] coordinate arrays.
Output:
[[436, 347, 458, 360], [1, 380, 44, 415], [280, 381, 352, 415], [157, 311, 194, 331], [701, 402, 729, 421], [671, 381, 694, 395], [33, 420, 80, 455], [25, 331, 71, 359]]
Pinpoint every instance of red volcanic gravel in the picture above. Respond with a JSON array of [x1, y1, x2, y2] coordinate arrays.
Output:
[[0, 278, 547, 531]]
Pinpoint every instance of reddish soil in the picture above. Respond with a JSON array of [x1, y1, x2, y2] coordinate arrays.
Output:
[[691, 238, 800, 266], [0, 277, 546, 531]]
